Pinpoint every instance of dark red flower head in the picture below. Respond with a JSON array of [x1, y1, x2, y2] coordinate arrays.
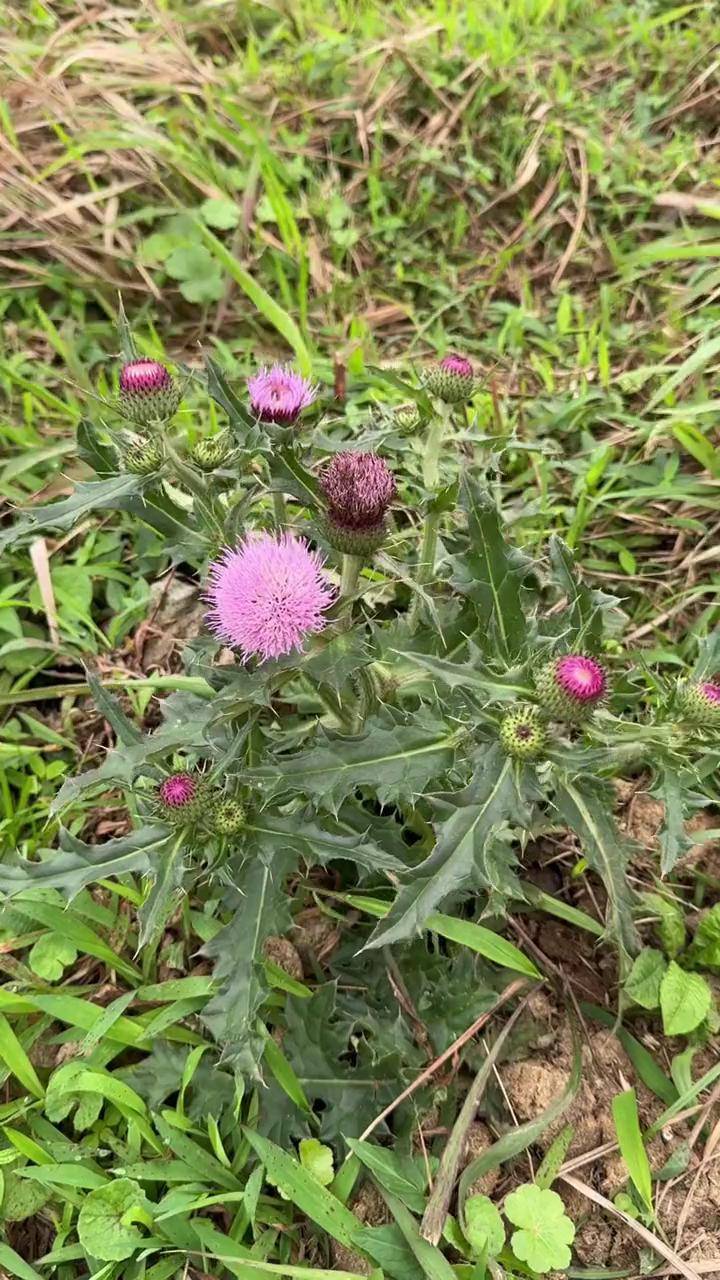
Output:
[[320, 451, 396, 532]]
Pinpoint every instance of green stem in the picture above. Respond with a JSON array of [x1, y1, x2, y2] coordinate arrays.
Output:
[[408, 507, 441, 629], [0, 675, 214, 707], [422, 409, 446, 489], [409, 403, 451, 630], [164, 439, 211, 503], [340, 553, 363, 600], [272, 490, 287, 532]]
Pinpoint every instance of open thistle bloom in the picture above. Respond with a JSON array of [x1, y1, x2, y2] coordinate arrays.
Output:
[[205, 532, 335, 662], [320, 451, 396, 556], [424, 352, 475, 404], [119, 359, 181, 426], [247, 364, 317, 425], [676, 679, 720, 728], [500, 706, 547, 760], [156, 772, 206, 824], [535, 654, 607, 722]]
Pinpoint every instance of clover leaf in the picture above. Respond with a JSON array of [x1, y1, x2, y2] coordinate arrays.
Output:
[[505, 1184, 575, 1273], [298, 1138, 334, 1187]]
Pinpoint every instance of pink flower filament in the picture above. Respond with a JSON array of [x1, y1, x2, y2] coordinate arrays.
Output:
[[247, 364, 317, 424], [555, 654, 606, 703], [700, 681, 720, 704], [120, 359, 172, 394], [158, 772, 196, 808]]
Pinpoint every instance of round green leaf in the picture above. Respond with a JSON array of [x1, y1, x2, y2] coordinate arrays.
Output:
[[1, 1172, 50, 1223], [505, 1184, 575, 1274], [660, 961, 712, 1036], [298, 1138, 334, 1187], [464, 1194, 505, 1257], [77, 1178, 150, 1261], [29, 933, 78, 981], [200, 197, 240, 230]]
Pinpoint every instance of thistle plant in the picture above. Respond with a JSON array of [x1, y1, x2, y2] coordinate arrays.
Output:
[[3, 305, 720, 1084]]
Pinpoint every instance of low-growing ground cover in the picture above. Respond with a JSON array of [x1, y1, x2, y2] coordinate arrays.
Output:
[[3, 2, 720, 1278]]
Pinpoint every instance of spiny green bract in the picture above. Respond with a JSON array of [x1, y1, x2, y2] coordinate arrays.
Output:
[[499, 707, 547, 760], [534, 655, 607, 723], [675, 680, 720, 728], [191, 434, 232, 471], [320, 514, 388, 558], [211, 798, 246, 835], [122, 437, 164, 475], [423, 354, 475, 404]]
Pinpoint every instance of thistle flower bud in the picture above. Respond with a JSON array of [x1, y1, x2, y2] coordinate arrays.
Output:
[[210, 798, 246, 835], [119, 359, 181, 426], [157, 772, 205, 823], [424, 353, 475, 404], [535, 654, 607, 722], [191, 434, 232, 471], [499, 707, 547, 760], [394, 403, 421, 433], [319, 451, 396, 557], [122, 436, 164, 475], [676, 680, 720, 728]]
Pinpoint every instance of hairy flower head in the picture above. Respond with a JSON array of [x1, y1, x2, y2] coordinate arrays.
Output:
[[158, 772, 196, 809], [119, 359, 180, 426], [424, 352, 475, 403], [247, 364, 317, 425], [676, 679, 720, 727], [321, 451, 396, 531], [535, 653, 608, 722], [205, 532, 335, 662]]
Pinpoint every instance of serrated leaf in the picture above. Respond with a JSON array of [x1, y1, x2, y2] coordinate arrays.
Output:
[[625, 949, 666, 1009], [137, 830, 187, 949], [245, 710, 460, 813], [660, 961, 712, 1035], [548, 535, 616, 645], [555, 778, 639, 958], [504, 1184, 575, 1273], [652, 767, 706, 875], [0, 825, 166, 899], [686, 902, 720, 968], [642, 891, 686, 958], [0, 476, 143, 554], [365, 748, 521, 950], [271, 445, 321, 508], [243, 812, 405, 874], [463, 1195, 505, 1257], [454, 476, 529, 659], [86, 668, 143, 746], [201, 851, 295, 1075]]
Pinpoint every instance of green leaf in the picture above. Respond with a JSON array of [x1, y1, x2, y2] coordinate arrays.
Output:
[[0, 476, 143, 554], [612, 1088, 653, 1211], [201, 851, 295, 1075], [200, 197, 241, 229], [299, 1139, 334, 1187], [455, 476, 529, 659], [165, 243, 216, 282], [581, 1002, 677, 1104], [179, 271, 225, 304], [426, 913, 541, 979], [77, 1178, 151, 1262], [548, 536, 615, 646], [243, 1130, 362, 1249], [555, 777, 639, 958], [0, 1014, 44, 1098], [28, 932, 77, 981], [642, 891, 686, 958], [1, 1172, 50, 1222], [535, 1124, 575, 1190], [246, 709, 460, 813], [504, 1184, 575, 1273], [0, 1243, 44, 1280], [625, 948, 666, 1009], [243, 813, 405, 875], [686, 902, 720, 969], [463, 1194, 505, 1257], [347, 1139, 427, 1214], [137, 830, 187, 949], [365, 748, 522, 950], [375, 1189, 457, 1280], [652, 768, 706, 875], [0, 825, 165, 899], [660, 961, 712, 1035]]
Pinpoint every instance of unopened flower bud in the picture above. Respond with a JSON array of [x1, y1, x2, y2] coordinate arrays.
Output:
[[319, 451, 396, 558], [424, 353, 475, 404], [119, 359, 181, 426], [394, 403, 421, 433], [122, 436, 164, 475], [535, 654, 607, 722], [191, 434, 232, 471], [676, 680, 720, 728], [499, 707, 547, 760], [210, 798, 246, 835]]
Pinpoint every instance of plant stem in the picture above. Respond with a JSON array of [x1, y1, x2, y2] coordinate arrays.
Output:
[[0, 675, 214, 707], [340, 553, 363, 600], [422, 408, 445, 489], [272, 490, 287, 532], [409, 403, 451, 629]]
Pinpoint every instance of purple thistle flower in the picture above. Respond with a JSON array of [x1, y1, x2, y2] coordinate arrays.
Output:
[[119, 359, 180, 426], [676, 679, 720, 727], [247, 364, 317, 425], [320, 452, 396, 532], [440, 353, 474, 377], [120, 359, 172, 395], [205, 532, 335, 662], [555, 654, 607, 703], [700, 681, 720, 704], [158, 772, 196, 809]]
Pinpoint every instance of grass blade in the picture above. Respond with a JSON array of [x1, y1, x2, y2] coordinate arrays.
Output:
[[611, 1088, 653, 1212]]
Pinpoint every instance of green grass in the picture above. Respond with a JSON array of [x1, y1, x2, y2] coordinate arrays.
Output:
[[2, 0, 720, 1275]]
